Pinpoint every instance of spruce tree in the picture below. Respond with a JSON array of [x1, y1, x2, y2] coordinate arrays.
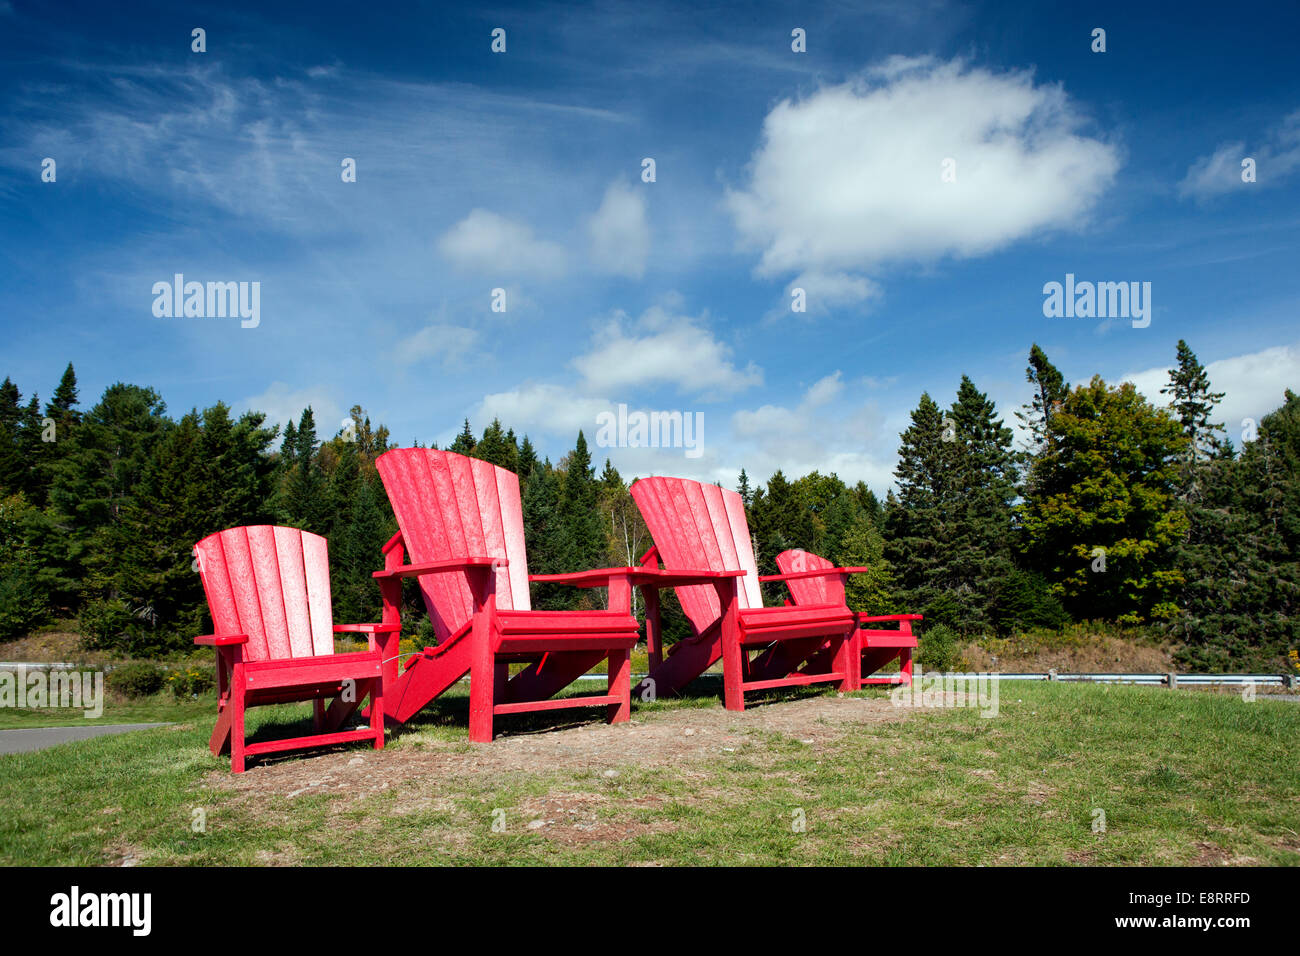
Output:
[[0, 378, 24, 496], [1016, 344, 1068, 454], [1161, 339, 1226, 465], [449, 418, 476, 455]]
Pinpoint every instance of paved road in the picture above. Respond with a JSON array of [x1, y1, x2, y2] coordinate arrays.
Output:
[[0, 723, 170, 755]]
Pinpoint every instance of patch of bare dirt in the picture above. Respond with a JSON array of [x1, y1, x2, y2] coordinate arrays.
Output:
[[0, 631, 97, 664], [206, 694, 909, 820], [962, 635, 1174, 672]]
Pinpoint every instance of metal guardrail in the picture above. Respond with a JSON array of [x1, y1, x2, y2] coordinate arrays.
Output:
[[3, 661, 1295, 689]]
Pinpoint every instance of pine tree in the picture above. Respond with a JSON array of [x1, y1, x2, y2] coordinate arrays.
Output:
[[473, 418, 518, 472], [884, 392, 964, 627], [1170, 389, 1299, 670], [0, 378, 24, 496], [1161, 339, 1226, 465], [283, 408, 326, 533], [449, 418, 476, 455], [737, 469, 752, 508], [555, 432, 604, 580], [1016, 344, 1068, 455], [517, 435, 539, 483]]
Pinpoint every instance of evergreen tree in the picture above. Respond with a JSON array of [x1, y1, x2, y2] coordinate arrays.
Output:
[[884, 392, 964, 628], [737, 469, 752, 508], [1171, 390, 1299, 670], [473, 418, 518, 472], [1016, 344, 1068, 455], [554, 432, 604, 578], [517, 435, 539, 483], [449, 418, 476, 455], [0, 378, 24, 496], [283, 408, 326, 533], [1161, 339, 1227, 466]]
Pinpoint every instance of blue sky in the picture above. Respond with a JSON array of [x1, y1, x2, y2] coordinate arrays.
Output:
[[2, 0, 1298, 492]]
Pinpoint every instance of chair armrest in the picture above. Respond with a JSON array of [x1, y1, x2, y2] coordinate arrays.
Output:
[[856, 614, 924, 623], [758, 566, 869, 583], [333, 623, 402, 634], [194, 633, 249, 647], [373, 556, 502, 579], [529, 567, 640, 588], [631, 568, 747, 589]]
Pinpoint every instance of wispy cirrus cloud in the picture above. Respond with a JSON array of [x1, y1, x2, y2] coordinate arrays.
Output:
[[1178, 109, 1300, 200]]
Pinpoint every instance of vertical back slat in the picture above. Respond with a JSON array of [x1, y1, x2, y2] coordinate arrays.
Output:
[[195, 535, 240, 637], [301, 530, 335, 655], [274, 526, 314, 658], [247, 526, 292, 661], [222, 529, 272, 661], [496, 466, 531, 611], [720, 488, 764, 608]]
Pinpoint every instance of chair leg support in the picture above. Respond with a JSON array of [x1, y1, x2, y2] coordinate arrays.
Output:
[[230, 664, 247, 774], [607, 648, 631, 724]]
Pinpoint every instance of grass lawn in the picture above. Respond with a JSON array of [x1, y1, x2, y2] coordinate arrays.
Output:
[[1, 680, 1296, 866]]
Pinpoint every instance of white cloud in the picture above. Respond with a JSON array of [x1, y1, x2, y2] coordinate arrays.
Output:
[[767, 269, 883, 322], [476, 383, 615, 439], [237, 381, 343, 438], [731, 373, 896, 489], [572, 306, 763, 398], [1178, 110, 1300, 200], [436, 209, 566, 276], [727, 57, 1120, 277], [587, 180, 650, 278], [395, 323, 479, 367], [1120, 343, 1300, 438]]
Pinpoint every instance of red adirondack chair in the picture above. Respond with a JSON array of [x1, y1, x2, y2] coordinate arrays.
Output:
[[629, 476, 857, 710], [372, 448, 640, 742], [771, 549, 920, 688], [193, 525, 392, 773]]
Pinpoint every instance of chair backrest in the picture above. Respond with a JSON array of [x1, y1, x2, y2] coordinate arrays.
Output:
[[194, 525, 335, 662], [376, 448, 531, 642], [629, 476, 763, 634], [775, 549, 846, 607]]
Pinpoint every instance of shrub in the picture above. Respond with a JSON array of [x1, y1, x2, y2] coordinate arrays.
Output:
[[165, 665, 214, 698], [988, 569, 1070, 636], [107, 660, 165, 698], [916, 623, 963, 672]]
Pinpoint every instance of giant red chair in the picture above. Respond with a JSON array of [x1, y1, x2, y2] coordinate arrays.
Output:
[[629, 476, 857, 710], [193, 525, 392, 773], [372, 448, 640, 742], [772, 549, 920, 688]]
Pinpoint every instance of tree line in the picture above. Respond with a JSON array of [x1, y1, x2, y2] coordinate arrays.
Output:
[[0, 340, 1295, 669]]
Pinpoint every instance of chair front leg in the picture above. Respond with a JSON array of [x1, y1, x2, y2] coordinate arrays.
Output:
[[230, 659, 247, 773], [716, 577, 744, 711], [607, 647, 631, 724], [467, 567, 498, 743]]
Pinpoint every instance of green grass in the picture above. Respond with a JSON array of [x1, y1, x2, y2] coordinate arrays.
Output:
[[0, 694, 211, 729], [1, 681, 1296, 865]]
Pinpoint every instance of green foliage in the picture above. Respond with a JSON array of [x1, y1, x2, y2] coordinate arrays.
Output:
[[0, 494, 50, 640], [1170, 389, 1300, 670], [916, 622, 962, 672], [165, 664, 215, 699], [885, 379, 1018, 633], [107, 660, 166, 698], [1019, 376, 1189, 624], [987, 569, 1070, 636]]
